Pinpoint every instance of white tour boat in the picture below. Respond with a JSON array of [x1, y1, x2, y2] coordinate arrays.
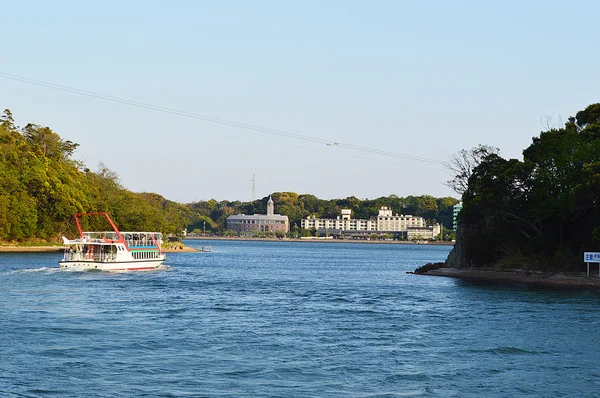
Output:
[[59, 212, 166, 271]]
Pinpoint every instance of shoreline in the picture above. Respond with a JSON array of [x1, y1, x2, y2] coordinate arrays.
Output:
[[417, 267, 600, 289], [0, 238, 453, 252], [0, 246, 63, 253], [184, 236, 453, 245], [161, 245, 200, 253]]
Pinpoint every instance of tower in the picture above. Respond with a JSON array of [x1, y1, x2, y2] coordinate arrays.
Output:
[[267, 196, 274, 216]]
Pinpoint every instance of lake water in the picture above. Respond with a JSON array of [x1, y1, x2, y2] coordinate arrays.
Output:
[[1, 240, 600, 397]]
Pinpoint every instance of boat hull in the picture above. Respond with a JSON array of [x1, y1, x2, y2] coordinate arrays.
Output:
[[58, 259, 164, 271]]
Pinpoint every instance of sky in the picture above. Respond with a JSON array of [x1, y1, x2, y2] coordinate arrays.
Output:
[[1, 1, 599, 203]]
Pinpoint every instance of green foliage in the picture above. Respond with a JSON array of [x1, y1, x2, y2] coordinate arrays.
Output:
[[0, 109, 190, 242], [458, 103, 600, 271]]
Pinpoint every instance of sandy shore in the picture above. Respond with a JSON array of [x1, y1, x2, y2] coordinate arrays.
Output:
[[418, 267, 600, 289], [161, 245, 201, 253]]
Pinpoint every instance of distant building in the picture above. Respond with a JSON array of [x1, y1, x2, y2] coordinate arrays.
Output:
[[406, 225, 442, 240], [301, 206, 440, 240], [453, 202, 463, 231], [226, 196, 289, 234], [302, 206, 425, 231]]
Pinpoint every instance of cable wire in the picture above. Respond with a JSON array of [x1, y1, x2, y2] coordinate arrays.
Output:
[[0, 71, 447, 165]]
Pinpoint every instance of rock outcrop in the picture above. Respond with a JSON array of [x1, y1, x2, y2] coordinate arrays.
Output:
[[413, 262, 446, 274], [444, 224, 472, 269]]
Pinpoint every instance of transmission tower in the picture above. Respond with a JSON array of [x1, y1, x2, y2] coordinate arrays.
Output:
[[251, 174, 257, 201]]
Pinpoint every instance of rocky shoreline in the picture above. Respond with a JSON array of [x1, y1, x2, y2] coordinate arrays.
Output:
[[413, 264, 600, 289], [410, 228, 600, 289]]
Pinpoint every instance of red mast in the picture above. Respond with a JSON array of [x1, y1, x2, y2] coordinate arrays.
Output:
[[73, 212, 125, 242]]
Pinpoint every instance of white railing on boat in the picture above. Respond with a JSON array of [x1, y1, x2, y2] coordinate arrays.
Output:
[[79, 231, 163, 248], [63, 251, 118, 262]]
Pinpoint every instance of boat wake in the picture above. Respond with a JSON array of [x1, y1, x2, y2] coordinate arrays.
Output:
[[20, 267, 54, 273], [5, 264, 172, 276], [1, 267, 61, 276], [58, 264, 173, 273], [6, 266, 96, 275]]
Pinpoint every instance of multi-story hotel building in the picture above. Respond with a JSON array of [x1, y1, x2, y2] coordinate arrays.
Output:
[[226, 196, 289, 234], [301, 206, 440, 239]]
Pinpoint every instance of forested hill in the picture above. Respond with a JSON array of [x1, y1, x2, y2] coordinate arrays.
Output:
[[450, 103, 600, 272], [0, 109, 190, 242]]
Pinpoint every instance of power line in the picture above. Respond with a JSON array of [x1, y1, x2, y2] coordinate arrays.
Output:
[[0, 71, 447, 166]]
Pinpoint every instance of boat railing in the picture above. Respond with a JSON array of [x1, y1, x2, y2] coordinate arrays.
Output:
[[125, 239, 161, 248], [63, 249, 117, 263], [121, 232, 163, 249], [79, 232, 162, 248], [82, 232, 120, 241]]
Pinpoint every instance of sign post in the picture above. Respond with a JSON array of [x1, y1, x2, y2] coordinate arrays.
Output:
[[584, 252, 600, 276]]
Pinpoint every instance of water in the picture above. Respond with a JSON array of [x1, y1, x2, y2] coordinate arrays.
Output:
[[1, 241, 600, 397]]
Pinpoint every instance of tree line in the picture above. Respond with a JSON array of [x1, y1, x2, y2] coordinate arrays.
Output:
[[185, 192, 459, 236], [0, 108, 459, 243]]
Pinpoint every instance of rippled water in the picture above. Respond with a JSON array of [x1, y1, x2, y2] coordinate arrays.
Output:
[[1, 240, 600, 397]]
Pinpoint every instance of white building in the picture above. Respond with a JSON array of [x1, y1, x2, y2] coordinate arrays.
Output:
[[406, 225, 442, 240], [301, 206, 439, 239]]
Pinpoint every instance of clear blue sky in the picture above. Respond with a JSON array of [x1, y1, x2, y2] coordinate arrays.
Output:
[[2, 1, 599, 203]]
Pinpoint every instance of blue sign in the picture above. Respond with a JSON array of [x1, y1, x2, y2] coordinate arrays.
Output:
[[584, 252, 600, 263]]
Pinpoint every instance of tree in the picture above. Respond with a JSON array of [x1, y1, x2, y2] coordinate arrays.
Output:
[[21, 123, 79, 160], [1, 109, 15, 130], [445, 144, 499, 195]]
